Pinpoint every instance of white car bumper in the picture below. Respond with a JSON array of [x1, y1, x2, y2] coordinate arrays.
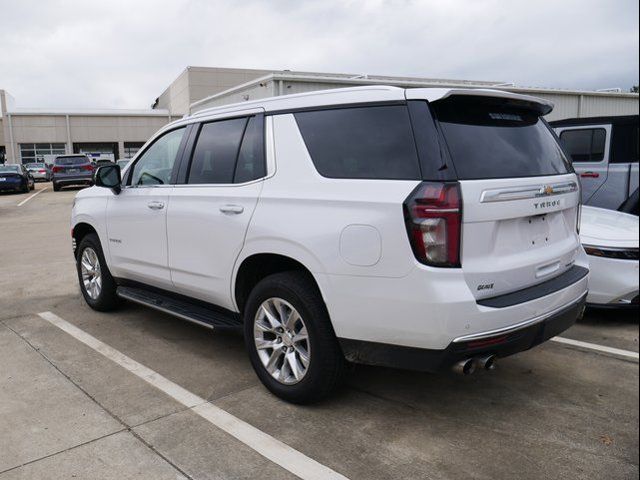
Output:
[[586, 255, 639, 306]]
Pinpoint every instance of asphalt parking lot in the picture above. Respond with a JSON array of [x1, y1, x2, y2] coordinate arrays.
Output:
[[0, 183, 638, 480]]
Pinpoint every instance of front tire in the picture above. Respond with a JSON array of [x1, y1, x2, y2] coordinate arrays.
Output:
[[244, 271, 346, 404], [76, 233, 120, 311]]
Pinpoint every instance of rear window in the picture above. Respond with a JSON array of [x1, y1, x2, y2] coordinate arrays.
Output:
[[55, 156, 88, 166], [0, 165, 20, 173], [432, 97, 571, 179], [294, 105, 421, 180]]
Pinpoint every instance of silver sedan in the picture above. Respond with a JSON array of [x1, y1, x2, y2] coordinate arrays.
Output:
[[25, 163, 51, 182]]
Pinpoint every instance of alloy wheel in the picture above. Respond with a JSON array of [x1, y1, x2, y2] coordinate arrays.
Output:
[[80, 247, 102, 300], [253, 297, 310, 385]]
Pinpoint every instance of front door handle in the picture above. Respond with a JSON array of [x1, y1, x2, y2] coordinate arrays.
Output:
[[580, 171, 600, 178], [219, 204, 244, 214], [147, 201, 165, 210]]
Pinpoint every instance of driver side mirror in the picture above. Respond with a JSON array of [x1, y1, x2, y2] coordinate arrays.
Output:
[[95, 164, 122, 194]]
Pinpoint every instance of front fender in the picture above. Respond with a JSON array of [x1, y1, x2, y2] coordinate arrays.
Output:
[[71, 193, 110, 265]]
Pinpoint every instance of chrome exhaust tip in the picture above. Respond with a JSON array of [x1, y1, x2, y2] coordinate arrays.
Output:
[[475, 354, 497, 371], [452, 358, 476, 375]]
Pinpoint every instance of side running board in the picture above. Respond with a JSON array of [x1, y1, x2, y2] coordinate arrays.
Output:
[[117, 286, 242, 331]]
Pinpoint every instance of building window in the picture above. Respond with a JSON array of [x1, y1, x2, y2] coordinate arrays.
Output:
[[19, 143, 67, 164], [124, 142, 145, 159]]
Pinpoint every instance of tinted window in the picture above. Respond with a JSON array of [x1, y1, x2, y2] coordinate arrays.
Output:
[[611, 123, 639, 163], [559, 128, 606, 162], [0, 165, 20, 173], [130, 127, 186, 186], [294, 105, 421, 180], [234, 115, 266, 183], [188, 118, 247, 184], [407, 101, 456, 181], [433, 97, 571, 179], [55, 156, 88, 166]]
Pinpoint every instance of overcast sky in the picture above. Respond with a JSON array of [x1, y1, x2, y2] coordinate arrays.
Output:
[[1, 0, 638, 109]]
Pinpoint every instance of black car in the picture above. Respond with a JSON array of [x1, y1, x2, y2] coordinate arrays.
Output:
[[0, 164, 35, 193]]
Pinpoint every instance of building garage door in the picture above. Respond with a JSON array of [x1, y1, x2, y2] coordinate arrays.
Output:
[[73, 142, 119, 160]]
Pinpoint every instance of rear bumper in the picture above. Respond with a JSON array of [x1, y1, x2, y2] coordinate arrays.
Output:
[[0, 179, 25, 191], [53, 175, 93, 186], [339, 293, 587, 372]]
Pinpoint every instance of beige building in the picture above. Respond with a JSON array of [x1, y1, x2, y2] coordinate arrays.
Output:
[[1, 89, 175, 164], [185, 69, 640, 121], [2, 67, 638, 164]]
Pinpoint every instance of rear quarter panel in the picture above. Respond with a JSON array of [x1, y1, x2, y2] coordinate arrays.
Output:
[[241, 113, 420, 281]]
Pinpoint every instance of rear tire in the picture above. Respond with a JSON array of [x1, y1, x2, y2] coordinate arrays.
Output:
[[243, 271, 346, 404], [76, 233, 120, 311], [53, 183, 60, 192]]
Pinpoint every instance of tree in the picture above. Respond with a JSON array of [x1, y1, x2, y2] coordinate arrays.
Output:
[[631, 86, 639, 93]]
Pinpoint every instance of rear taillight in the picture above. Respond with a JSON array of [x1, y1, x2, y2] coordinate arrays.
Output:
[[38, 169, 46, 173], [404, 182, 462, 267], [52, 166, 61, 173], [82, 164, 94, 171]]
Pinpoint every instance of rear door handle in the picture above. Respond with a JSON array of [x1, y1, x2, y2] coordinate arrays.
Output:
[[580, 171, 600, 178], [219, 204, 244, 214], [147, 201, 165, 210]]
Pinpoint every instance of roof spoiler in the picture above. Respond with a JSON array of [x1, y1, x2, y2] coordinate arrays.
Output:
[[405, 88, 554, 116]]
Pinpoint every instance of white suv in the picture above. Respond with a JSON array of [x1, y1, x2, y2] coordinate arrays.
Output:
[[71, 86, 589, 403]]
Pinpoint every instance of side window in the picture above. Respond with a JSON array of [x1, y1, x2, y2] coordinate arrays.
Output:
[[188, 118, 247, 184], [559, 128, 606, 163], [610, 123, 639, 164], [294, 105, 421, 180], [234, 115, 266, 183], [130, 128, 186, 186]]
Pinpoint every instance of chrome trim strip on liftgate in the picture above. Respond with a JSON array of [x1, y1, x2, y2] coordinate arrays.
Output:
[[480, 181, 578, 203]]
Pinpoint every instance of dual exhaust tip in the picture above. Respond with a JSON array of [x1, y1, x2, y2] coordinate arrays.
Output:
[[452, 355, 497, 375]]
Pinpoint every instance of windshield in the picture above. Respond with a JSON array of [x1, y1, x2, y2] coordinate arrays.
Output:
[[432, 96, 571, 180], [27, 163, 45, 169], [0, 165, 21, 173], [55, 156, 88, 166]]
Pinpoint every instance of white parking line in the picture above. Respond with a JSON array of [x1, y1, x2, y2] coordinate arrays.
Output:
[[551, 336, 639, 361], [37, 311, 349, 480], [17, 186, 49, 206]]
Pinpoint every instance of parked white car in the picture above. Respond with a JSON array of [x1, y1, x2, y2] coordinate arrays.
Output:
[[71, 86, 589, 403], [580, 206, 639, 307]]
